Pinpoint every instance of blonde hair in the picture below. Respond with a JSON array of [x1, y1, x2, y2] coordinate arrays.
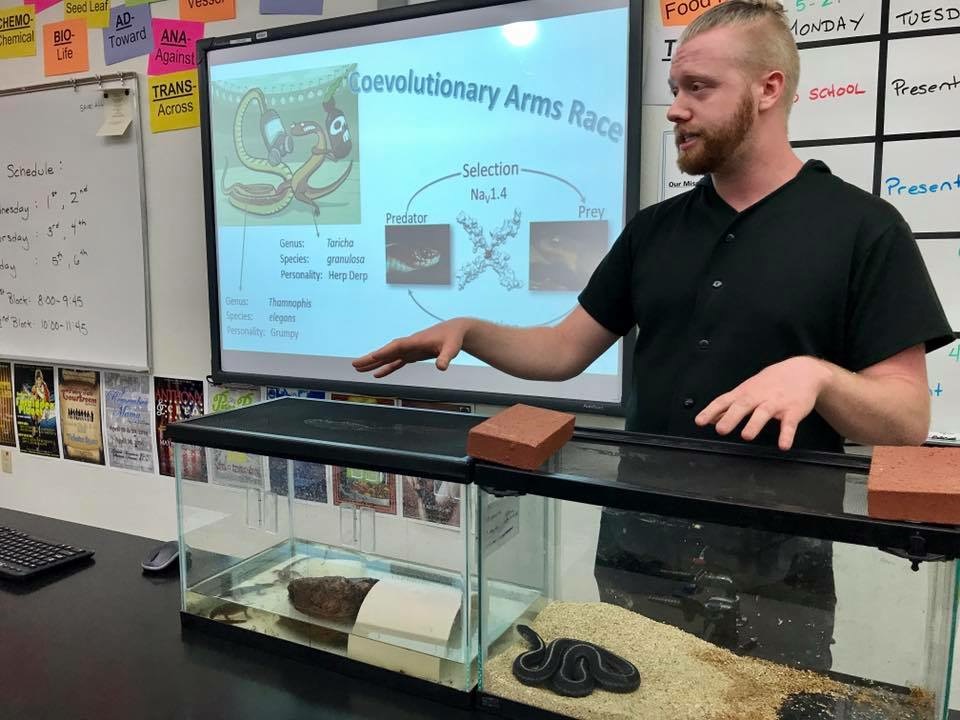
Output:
[[680, 1, 800, 115]]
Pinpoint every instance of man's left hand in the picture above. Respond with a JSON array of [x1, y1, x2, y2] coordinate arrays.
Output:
[[695, 356, 833, 451]]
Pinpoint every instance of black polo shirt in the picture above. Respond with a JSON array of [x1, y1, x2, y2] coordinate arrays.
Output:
[[579, 160, 954, 452]]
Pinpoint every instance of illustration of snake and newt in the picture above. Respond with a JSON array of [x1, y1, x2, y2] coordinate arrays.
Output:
[[220, 67, 356, 217]]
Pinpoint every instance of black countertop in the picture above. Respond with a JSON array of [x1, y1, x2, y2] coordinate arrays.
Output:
[[0, 507, 478, 720], [2, 507, 957, 720]]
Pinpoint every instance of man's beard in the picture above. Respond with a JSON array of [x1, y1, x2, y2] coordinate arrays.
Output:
[[676, 92, 755, 176]]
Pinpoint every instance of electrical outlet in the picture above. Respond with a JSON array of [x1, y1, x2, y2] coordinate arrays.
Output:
[[1, 449, 11, 474]]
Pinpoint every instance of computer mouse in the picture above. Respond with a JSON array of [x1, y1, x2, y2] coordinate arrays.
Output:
[[141, 540, 181, 572]]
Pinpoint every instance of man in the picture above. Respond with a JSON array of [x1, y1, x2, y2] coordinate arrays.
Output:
[[354, 1, 953, 668]]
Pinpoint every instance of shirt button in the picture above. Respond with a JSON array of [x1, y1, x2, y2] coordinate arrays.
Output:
[[725, 233, 735, 243], [683, 398, 695, 409], [698, 339, 710, 349], [712, 280, 723, 289]]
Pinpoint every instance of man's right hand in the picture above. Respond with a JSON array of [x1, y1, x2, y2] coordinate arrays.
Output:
[[352, 318, 472, 378]]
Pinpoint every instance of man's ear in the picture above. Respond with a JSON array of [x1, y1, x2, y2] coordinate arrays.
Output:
[[757, 69, 786, 112]]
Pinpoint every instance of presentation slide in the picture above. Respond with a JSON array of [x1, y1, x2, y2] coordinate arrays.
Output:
[[204, 0, 631, 405]]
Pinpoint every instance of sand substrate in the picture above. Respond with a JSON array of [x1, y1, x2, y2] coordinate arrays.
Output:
[[483, 602, 932, 720]]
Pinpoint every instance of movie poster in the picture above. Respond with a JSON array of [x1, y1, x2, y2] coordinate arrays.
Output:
[[269, 458, 328, 503], [398, 400, 469, 527], [265, 387, 325, 400], [401, 477, 462, 528], [104, 371, 155, 473], [13, 364, 60, 458], [154, 377, 206, 481], [332, 466, 397, 515], [208, 384, 266, 489], [262, 387, 328, 501], [0, 362, 15, 447], [329, 393, 396, 406], [58, 368, 105, 465], [399, 399, 473, 413]]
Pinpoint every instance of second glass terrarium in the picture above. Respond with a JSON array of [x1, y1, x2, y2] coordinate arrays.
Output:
[[474, 430, 960, 720]]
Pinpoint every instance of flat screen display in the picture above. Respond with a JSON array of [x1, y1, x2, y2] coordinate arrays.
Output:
[[202, 0, 634, 409]]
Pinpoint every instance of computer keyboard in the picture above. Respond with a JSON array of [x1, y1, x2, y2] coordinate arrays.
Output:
[[0, 525, 93, 579]]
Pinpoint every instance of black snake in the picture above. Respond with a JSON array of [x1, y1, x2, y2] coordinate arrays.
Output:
[[511, 624, 641, 698]]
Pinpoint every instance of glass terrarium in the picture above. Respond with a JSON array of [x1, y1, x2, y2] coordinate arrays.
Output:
[[475, 429, 960, 720], [166, 397, 485, 700]]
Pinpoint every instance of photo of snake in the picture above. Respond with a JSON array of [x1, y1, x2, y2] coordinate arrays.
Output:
[[384, 224, 451, 286], [211, 64, 360, 226]]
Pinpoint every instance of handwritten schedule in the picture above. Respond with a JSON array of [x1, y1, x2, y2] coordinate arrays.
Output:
[[0, 80, 149, 370]]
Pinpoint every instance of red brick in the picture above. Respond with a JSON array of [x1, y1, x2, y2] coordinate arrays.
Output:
[[467, 404, 575, 471], [867, 446, 960, 525]]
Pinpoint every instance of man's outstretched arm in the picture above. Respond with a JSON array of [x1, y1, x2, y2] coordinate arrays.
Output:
[[353, 304, 620, 382]]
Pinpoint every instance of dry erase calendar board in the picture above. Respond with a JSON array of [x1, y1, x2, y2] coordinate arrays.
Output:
[[0, 74, 150, 371]]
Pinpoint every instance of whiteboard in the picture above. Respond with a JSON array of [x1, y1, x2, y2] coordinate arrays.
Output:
[[918, 238, 960, 329], [926, 340, 960, 438], [793, 144, 874, 193], [918, 238, 959, 438], [0, 74, 150, 371]]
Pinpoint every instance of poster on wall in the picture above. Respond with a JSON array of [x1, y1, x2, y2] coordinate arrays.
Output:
[[399, 399, 473, 413], [265, 387, 325, 400], [264, 386, 329, 500], [154, 376, 206, 481], [401, 476, 461, 528], [14, 364, 60, 458], [269, 458, 328, 503], [332, 466, 397, 515], [397, 400, 468, 527], [0, 363, 15, 447], [103, 371, 155, 473], [208, 383, 266, 489], [58, 368, 104, 465], [329, 393, 396, 406]]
